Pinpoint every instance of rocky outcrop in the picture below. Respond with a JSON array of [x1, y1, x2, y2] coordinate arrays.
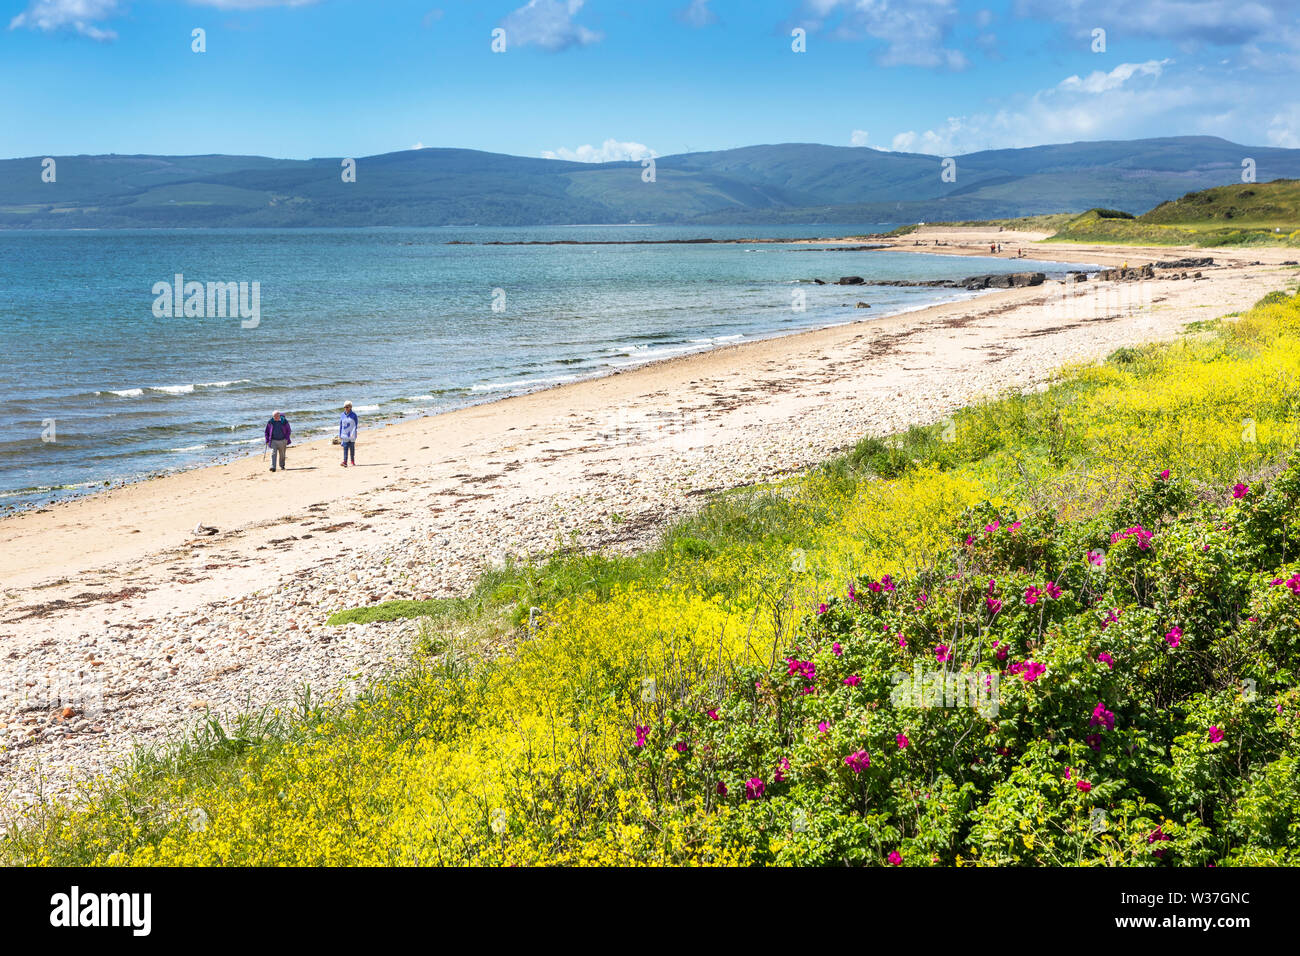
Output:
[[1098, 264, 1154, 281], [840, 271, 1047, 290], [1154, 257, 1214, 269], [837, 276, 866, 285], [961, 272, 1047, 290]]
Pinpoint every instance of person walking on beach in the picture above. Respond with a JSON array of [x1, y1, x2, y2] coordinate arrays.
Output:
[[265, 410, 291, 472], [339, 401, 358, 467]]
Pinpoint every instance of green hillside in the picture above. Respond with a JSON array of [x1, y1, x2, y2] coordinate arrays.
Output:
[[1144, 178, 1300, 227], [5, 137, 1300, 229], [1049, 180, 1300, 246]]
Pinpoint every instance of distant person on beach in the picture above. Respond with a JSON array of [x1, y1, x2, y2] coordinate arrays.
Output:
[[339, 401, 358, 467], [265, 410, 291, 472]]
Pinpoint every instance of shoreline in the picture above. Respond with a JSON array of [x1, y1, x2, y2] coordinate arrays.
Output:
[[0, 292, 975, 517], [1, 249, 1077, 518], [2, 232, 1297, 805], [0, 292, 969, 517]]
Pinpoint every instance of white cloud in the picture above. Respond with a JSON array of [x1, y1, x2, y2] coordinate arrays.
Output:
[[1014, 0, 1297, 48], [8, 0, 121, 41], [542, 138, 656, 162], [501, 0, 602, 51], [885, 60, 1201, 154], [9, 0, 320, 39], [890, 118, 969, 154], [677, 0, 717, 27], [850, 129, 870, 146], [1059, 59, 1170, 94], [799, 0, 968, 70], [188, 1, 322, 8], [1267, 106, 1300, 148], [410, 142, 428, 151]]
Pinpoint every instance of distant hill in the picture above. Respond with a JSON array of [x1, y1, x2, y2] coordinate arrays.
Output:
[[4, 136, 1300, 229], [1048, 179, 1300, 246]]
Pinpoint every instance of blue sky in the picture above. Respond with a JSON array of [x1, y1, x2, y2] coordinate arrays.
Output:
[[2, 0, 1298, 160]]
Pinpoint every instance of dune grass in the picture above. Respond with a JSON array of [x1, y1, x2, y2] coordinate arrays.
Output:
[[326, 599, 459, 627]]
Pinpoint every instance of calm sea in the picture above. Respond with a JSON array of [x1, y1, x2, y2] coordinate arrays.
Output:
[[0, 225, 1077, 511]]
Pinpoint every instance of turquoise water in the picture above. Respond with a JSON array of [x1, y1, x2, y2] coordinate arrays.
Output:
[[0, 225, 1077, 510]]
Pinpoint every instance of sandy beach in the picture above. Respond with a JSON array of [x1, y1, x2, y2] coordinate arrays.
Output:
[[2, 230, 1296, 806]]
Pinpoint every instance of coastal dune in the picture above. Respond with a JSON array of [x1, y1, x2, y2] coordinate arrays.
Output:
[[1, 235, 1295, 804]]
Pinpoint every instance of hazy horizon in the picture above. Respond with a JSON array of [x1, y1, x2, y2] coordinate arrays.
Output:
[[4, 132, 1290, 165]]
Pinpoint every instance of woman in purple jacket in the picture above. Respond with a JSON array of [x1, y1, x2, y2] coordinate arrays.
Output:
[[339, 401, 358, 466]]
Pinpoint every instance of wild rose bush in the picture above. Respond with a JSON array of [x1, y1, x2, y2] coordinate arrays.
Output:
[[631, 466, 1300, 865]]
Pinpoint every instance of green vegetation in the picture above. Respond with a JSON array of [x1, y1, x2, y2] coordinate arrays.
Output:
[[1144, 179, 1300, 229], [326, 599, 457, 627], [1049, 182, 1300, 247], [7, 286, 1300, 866]]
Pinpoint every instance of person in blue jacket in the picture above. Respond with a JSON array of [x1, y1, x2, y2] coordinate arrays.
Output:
[[264, 410, 291, 472], [339, 401, 358, 466]]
